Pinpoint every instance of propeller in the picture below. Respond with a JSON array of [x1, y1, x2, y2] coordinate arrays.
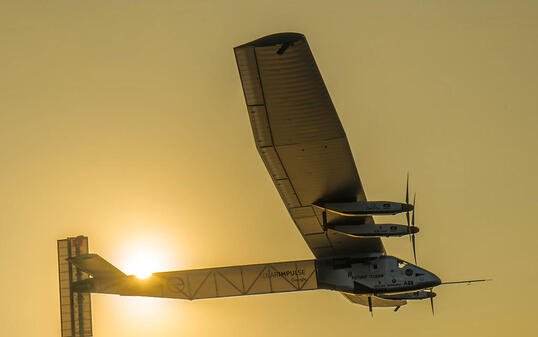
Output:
[[429, 288, 435, 316], [405, 173, 410, 230], [368, 296, 373, 317], [411, 193, 417, 264], [404, 174, 418, 264]]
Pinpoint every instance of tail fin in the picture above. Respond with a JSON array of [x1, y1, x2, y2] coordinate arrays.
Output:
[[57, 236, 93, 337]]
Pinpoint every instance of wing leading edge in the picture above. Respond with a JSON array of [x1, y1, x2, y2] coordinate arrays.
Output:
[[234, 33, 384, 258]]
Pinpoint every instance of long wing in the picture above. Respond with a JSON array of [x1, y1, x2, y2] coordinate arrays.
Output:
[[234, 33, 384, 258], [75, 258, 319, 301]]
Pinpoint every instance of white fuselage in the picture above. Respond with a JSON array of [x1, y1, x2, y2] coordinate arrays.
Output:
[[316, 256, 440, 295]]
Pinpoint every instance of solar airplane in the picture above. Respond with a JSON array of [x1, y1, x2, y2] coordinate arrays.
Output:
[[57, 33, 487, 337]]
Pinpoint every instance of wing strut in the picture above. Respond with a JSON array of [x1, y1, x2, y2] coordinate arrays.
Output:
[[322, 209, 328, 231]]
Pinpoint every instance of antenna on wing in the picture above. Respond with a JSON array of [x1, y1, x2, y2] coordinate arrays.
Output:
[[426, 279, 490, 315], [441, 279, 492, 285]]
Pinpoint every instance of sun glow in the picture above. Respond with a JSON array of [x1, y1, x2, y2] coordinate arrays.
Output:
[[119, 238, 170, 279], [131, 261, 154, 279]]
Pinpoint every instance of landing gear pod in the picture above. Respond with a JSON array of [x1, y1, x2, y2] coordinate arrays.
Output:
[[57, 236, 93, 337]]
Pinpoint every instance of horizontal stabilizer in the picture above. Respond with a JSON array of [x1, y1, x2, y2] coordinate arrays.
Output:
[[341, 292, 406, 307], [69, 254, 126, 279]]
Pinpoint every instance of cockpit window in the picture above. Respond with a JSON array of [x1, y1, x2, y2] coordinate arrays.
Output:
[[397, 260, 408, 269]]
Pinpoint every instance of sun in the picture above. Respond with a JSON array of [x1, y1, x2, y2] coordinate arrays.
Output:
[[130, 260, 154, 279], [119, 240, 168, 279], [123, 253, 156, 279]]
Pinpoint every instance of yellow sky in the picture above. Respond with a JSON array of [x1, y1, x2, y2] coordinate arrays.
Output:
[[1, 1, 537, 336]]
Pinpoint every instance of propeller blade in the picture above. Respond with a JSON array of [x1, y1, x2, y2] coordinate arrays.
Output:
[[407, 212, 411, 242], [406, 173, 409, 204], [407, 217, 411, 243], [368, 296, 373, 317], [412, 234, 417, 264], [411, 193, 417, 263], [412, 193, 416, 226], [430, 295, 435, 316], [406, 174, 410, 238]]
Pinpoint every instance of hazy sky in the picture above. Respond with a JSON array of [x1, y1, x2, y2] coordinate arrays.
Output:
[[2, 1, 537, 336]]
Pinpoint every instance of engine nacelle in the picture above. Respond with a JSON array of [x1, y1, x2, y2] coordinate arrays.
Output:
[[314, 201, 413, 216], [327, 223, 418, 238]]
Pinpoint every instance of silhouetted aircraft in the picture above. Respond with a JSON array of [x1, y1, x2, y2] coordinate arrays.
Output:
[[57, 33, 488, 337]]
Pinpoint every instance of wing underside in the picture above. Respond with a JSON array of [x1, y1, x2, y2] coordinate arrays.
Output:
[[342, 292, 406, 308], [234, 33, 384, 258]]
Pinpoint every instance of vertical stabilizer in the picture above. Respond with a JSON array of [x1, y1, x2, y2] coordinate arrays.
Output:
[[57, 236, 93, 337]]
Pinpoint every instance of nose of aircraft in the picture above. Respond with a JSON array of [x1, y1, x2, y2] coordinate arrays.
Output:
[[411, 226, 420, 234], [421, 271, 442, 288], [430, 274, 442, 287]]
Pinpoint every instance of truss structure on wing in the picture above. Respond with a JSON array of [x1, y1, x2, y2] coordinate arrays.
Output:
[[73, 257, 319, 301], [150, 260, 318, 300]]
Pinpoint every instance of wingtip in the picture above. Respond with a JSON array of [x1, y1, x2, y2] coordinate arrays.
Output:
[[235, 32, 305, 49]]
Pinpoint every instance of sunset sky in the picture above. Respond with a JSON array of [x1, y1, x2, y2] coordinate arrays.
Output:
[[1, 1, 537, 336]]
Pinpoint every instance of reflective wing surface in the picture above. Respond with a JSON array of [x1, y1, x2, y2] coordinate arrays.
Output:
[[235, 33, 384, 258]]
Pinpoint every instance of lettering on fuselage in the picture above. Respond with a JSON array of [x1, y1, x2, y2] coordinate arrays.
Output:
[[262, 269, 305, 279], [346, 270, 416, 290], [349, 273, 384, 280], [382, 280, 414, 289], [348, 271, 384, 279]]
